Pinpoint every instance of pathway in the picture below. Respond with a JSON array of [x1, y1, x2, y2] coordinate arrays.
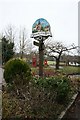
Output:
[[62, 92, 80, 120]]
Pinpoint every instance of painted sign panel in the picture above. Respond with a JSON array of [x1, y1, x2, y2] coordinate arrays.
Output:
[[31, 18, 52, 39]]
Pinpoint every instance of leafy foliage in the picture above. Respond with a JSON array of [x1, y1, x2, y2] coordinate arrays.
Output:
[[33, 76, 71, 104], [2, 36, 14, 64], [56, 78, 71, 103]]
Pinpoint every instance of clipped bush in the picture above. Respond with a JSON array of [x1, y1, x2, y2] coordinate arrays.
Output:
[[4, 58, 31, 86]]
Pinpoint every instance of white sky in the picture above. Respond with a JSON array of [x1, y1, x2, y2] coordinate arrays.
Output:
[[0, 0, 79, 46]]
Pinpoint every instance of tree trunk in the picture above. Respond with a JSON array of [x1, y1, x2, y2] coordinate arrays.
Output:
[[21, 51, 23, 59], [56, 58, 60, 70]]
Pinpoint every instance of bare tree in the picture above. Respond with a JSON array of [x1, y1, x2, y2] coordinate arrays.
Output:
[[4, 25, 16, 43], [19, 27, 33, 59], [45, 41, 77, 69]]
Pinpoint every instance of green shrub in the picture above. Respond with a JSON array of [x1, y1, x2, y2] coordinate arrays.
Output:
[[33, 76, 71, 104], [56, 77, 71, 103], [4, 58, 31, 86]]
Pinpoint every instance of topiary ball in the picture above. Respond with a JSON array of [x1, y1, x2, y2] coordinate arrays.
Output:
[[4, 58, 31, 85]]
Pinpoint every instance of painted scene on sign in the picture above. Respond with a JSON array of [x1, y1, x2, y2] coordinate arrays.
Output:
[[32, 18, 50, 33]]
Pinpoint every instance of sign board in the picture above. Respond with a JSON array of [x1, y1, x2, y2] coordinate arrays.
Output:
[[33, 41, 39, 46], [31, 18, 52, 40]]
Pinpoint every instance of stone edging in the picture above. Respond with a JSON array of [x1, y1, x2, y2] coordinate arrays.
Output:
[[57, 93, 78, 120]]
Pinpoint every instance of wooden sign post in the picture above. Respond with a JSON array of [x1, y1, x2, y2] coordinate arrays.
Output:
[[31, 18, 52, 77]]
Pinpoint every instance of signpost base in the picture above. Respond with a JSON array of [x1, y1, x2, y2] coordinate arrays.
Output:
[[39, 41, 44, 77]]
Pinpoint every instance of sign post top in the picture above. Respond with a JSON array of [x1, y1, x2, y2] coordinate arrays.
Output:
[[31, 18, 52, 40]]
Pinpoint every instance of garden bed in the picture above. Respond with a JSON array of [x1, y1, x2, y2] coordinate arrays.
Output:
[[2, 76, 77, 120]]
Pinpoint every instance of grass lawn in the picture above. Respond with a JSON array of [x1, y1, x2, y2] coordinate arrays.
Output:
[[61, 66, 80, 75], [31, 65, 80, 76], [47, 61, 55, 65], [48, 61, 66, 66]]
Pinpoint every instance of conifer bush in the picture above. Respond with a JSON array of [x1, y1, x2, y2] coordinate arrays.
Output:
[[4, 58, 31, 86]]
